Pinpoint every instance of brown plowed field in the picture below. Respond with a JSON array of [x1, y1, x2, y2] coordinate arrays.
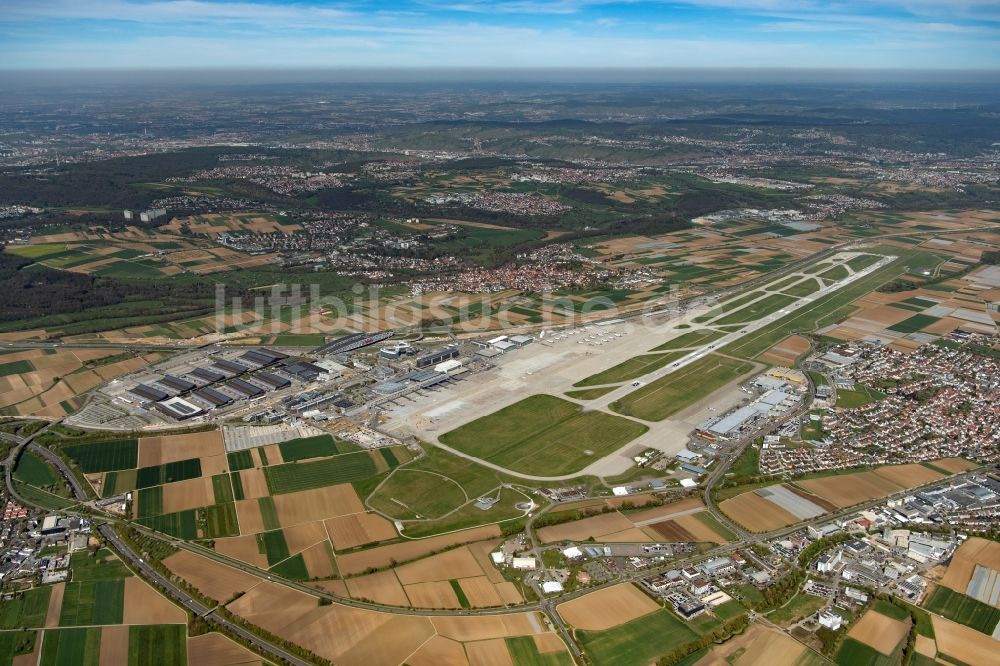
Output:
[[431, 613, 544, 642], [495, 582, 525, 605], [237, 468, 270, 500], [931, 615, 998, 665], [467, 540, 504, 584], [44, 582, 64, 628], [123, 576, 186, 625], [556, 583, 659, 630], [226, 581, 320, 637], [537, 512, 633, 543], [465, 639, 513, 666], [161, 476, 215, 514], [325, 512, 398, 550], [796, 471, 902, 508], [234, 499, 266, 534], [200, 453, 230, 477], [719, 492, 799, 532], [300, 541, 336, 579], [647, 519, 696, 541], [187, 632, 264, 666], [336, 526, 502, 576], [598, 527, 655, 543], [673, 513, 728, 543], [346, 570, 410, 607], [406, 635, 469, 666], [930, 457, 977, 473], [914, 635, 937, 658], [214, 534, 269, 568], [404, 581, 462, 609], [459, 576, 504, 608], [98, 625, 129, 666], [872, 464, 944, 488], [848, 610, 909, 655], [282, 521, 328, 555], [162, 550, 262, 602], [940, 537, 1000, 591], [533, 632, 567, 654], [272, 484, 365, 526], [699, 622, 806, 666], [138, 430, 224, 467], [396, 547, 485, 584], [621, 497, 705, 523], [784, 485, 839, 513]]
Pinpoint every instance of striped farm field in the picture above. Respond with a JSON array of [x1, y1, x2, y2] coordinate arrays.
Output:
[[63, 439, 138, 473], [263, 451, 379, 494]]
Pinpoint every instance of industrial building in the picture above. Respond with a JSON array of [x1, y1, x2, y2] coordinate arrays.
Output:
[[316, 330, 393, 355], [415, 348, 459, 369], [127, 384, 168, 404], [280, 359, 327, 382], [191, 387, 233, 407], [188, 367, 225, 384], [153, 396, 204, 420], [156, 375, 195, 393], [212, 359, 251, 378], [227, 378, 264, 398], [254, 371, 290, 389]]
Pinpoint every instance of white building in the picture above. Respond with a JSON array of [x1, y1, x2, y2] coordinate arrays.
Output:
[[818, 610, 843, 630]]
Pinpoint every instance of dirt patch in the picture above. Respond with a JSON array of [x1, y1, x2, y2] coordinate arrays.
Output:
[[929, 457, 977, 473], [431, 613, 544, 642], [848, 609, 909, 655], [44, 582, 64, 628], [940, 537, 1000, 592], [161, 476, 215, 514], [187, 632, 263, 666], [396, 547, 485, 585], [537, 512, 634, 543], [931, 615, 998, 665], [347, 570, 410, 607], [405, 581, 462, 609], [719, 492, 799, 532], [458, 576, 504, 608], [226, 580, 321, 637], [235, 499, 266, 534], [718, 623, 805, 666], [98, 625, 130, 666], [796, 471, 903, 508], [871, 464, 944, 488], [237, 468, 270, 500], [914, 634, 937, 658], [300, 541, 336, 580], [673, 513, 728, 543], [532, 632, 567, 654], [272, 484, 365, 527], [336, 525, 502, 576], [325, 512, 398, 551], [282, 521, 329, 555], [495, 582, 525, 606], [138, 430, 224, 467], [407, 635, 469, 666], [123, 576, 187, 625], [556, 583, 659, 630], [214, 534, 269, 568], [465, 638, 513, 666], [163, 550, 262, 603]]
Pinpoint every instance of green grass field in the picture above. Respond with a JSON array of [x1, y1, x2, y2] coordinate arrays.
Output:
[[264, 450, 380, 494], [138, 510, 198, 539], [277, 434, 351, 461], [211, 474, 234, 504], [258, 496, 281, 530], [202, 503, 239, 538], [63, 439, 137, 473], [135, 458, 202, 488], [714, 293, 797, 326], [835, 637, 899, 666], [0, 586, 52, 629], [269, 553, 310, 580], [923, 585, 1000, 634], [836, 386, 886, 409], [649, 328, 725, 352], [0, 359, 33, 377], [766, 591, 826, 626], [70, 550, 130, 581], [0, 630, 36, 664], [366, 469, 467, 520], [819, 265, 850, 281], [565, 386, 618, 400], [505, 636, 573, 666], [258, 529, 291, 565], [101, 469, 137, 497], [230, 472, 245, 500], [694, 291, 765, 323], [692, 511, 738, 542], [136, 486, 163, 519], [440, 394, 648, 475], [611, 355, 753, 422], [573, 351, 686, 387], [14, 451, 59, 487], [59, 579, 125, 626], [781, 278, 821, 297], [887, 314, 940, 333], [576, 609, 698, 666], [128, 624, 187, 666], [226, 450, 254, 471], [40, 627, 103, 666]]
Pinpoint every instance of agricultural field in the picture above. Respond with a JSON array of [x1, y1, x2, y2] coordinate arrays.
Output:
[[923, 585, 1000, 634], [557, 583, 660, 630], [846, 607, 911, 656], [0, 347, 166, 417], [439, 394, 648, 475], [694, 621, 826, 666]]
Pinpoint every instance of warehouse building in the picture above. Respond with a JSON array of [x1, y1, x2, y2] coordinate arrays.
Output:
[[227, 378, 264, 398], [153, 396, 204, 420], [191, 386, 233, 408], [156, 374, 195, 393], [415, 348, 459, 369], [127, 384, 169, 404], [212, 359, 251, 378], [254, 371, 290, 389], [188, 367, 225, 384], [280, 359, 327, 381]]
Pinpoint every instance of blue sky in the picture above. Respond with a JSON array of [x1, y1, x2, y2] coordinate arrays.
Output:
[[1, 0, 997, 70]]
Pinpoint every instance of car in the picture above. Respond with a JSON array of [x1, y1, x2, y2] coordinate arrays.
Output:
[[631, 381, 641, 387], [672, 362, 679, 367]]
